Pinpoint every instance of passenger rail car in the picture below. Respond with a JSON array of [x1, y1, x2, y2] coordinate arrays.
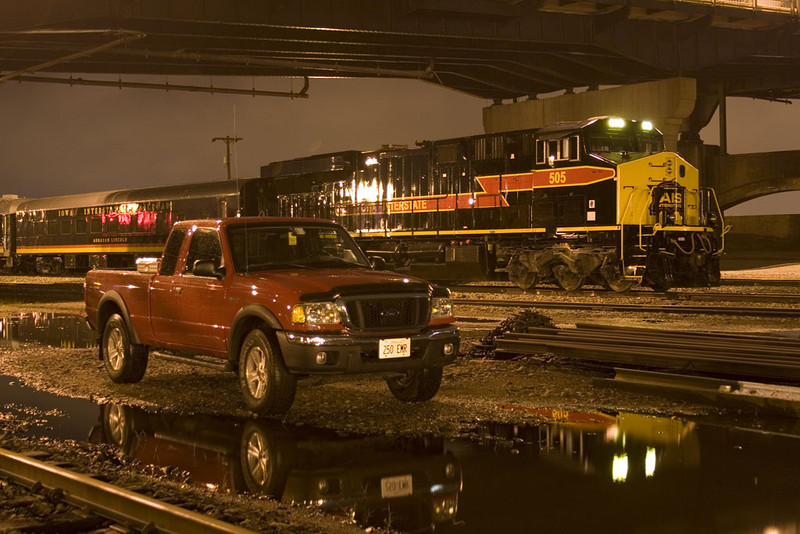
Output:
[[3, 180, 245, 273], [245, 117, 726, 291]]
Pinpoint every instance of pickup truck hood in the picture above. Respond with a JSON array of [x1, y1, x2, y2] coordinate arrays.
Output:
[[234, 268, 433, 301]]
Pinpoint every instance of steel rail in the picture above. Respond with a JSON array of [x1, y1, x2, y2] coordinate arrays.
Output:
[[495, 326, 800, 382], [449, 284, 800, 304], [532, 326, 800, 354], [0, 447, 257, 534], [453, 298, 800, 317]]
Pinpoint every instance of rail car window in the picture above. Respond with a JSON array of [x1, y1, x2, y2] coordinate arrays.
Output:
[[76, 217, 87, 234], [90, 217, 102, 234], [105, 215, 119, 234], [46, 220, 57, 235], [159, 228, 187, 276], [59, 220, 71, 235]]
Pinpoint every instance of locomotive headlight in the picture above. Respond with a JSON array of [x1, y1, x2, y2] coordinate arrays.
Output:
[[431, 297, 453, 319], [292, 302, 341, 325], [608, 117, 626, 129], [641, 120, 653, 131]]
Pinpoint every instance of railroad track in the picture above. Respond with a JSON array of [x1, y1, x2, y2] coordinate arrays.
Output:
[[453, 297, 800, 318], [449, 284, 800, 305], [494, 323, 800, 384], [0, 447, 255, 534]]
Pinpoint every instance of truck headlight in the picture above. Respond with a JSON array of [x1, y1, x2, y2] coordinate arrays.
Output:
[[430, 297, 453, 320], [292, 302, 341, 325]]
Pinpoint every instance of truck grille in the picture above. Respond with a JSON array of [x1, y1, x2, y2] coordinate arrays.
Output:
[[341, 295, 429, 331]]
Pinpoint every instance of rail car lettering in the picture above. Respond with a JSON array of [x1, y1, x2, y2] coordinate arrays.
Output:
[[388, 199, 434, 213], [548, 171, 567, 184], [92, 237, 129, 244]]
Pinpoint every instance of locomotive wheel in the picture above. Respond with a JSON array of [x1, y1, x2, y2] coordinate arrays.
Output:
[[507, 255, 538, 290], [599, 262, 636, 293], [552, 264, 585, 292], [605, 277, 635, 293], [707, 256, 721, 286]]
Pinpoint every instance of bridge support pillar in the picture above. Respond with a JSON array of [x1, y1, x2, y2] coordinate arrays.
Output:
[[482, 77, 698, 152]]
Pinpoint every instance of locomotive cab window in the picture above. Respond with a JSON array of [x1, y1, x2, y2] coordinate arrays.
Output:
[[536, 135, 580, 166]]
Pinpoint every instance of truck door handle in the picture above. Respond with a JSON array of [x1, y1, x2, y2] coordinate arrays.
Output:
[[174, 287, 183, 295]]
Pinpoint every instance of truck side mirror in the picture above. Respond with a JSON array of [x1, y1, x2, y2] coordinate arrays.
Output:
[[193, 259, 223, 279], [369, 256, 386, 271]]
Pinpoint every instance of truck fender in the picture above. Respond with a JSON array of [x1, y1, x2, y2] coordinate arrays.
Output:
[[228, 304, 283, 364], [97, 290, 143, 346]]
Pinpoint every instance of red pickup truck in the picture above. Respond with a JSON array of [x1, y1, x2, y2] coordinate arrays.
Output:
[[85, 217, 459, 415]]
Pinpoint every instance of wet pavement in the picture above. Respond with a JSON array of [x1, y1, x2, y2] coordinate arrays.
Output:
[[4, 314, 800, 532]]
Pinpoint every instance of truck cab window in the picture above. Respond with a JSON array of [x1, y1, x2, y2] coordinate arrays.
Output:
[[159, 228, 187, 276], [185, 229, 223, 273]]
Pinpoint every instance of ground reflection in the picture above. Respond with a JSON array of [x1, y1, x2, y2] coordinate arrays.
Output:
[[0, 312, 96, 349], [88, 403, 461, 532], [4, 311, 800, 532]]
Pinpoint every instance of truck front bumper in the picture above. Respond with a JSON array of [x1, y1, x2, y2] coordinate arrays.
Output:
[[276, 325, 459, 375]]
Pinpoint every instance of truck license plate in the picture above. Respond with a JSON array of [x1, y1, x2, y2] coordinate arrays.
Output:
[[379, 338, 411, 359], [381, 474, 413, 498]]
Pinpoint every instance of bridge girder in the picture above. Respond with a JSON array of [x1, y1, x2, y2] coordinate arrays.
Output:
[[1, 0, 799, 101]]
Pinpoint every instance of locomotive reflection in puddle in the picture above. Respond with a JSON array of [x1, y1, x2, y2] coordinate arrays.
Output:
[[479, 408, 700, 481], [89, 404, 461, 532]]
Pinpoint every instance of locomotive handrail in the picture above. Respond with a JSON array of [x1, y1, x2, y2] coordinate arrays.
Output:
[[708, 187, 730, 254]]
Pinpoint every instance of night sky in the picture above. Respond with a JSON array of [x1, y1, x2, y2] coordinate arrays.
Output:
[[0, 75, 798, 215]]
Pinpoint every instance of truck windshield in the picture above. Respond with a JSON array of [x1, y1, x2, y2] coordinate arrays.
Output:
[[226, 223, 372, 273]]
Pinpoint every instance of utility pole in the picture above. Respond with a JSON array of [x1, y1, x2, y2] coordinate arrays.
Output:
[[212, 136, 243, 180]]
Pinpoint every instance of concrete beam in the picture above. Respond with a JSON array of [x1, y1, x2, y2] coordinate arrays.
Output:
[[709, 151, 800, 211], [482, 77, 698, 151]]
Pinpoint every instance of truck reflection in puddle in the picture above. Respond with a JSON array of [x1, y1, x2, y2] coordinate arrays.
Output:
[[0, 313, 96, 349], [89, 404, 461, 532]]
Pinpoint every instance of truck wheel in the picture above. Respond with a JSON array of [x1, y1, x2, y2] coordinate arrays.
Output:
[[386, 367, 443, 402], [102, 314, 148, 383], [239, 329, 297, 415]]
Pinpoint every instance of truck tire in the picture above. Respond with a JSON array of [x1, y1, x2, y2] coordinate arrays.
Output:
[[102, 313, 149, 383], [239, 329, 297, 415], [386, 366, 443, 402]]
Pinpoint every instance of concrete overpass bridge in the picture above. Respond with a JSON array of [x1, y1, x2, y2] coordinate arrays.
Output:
[[2, 0, 800, 212]]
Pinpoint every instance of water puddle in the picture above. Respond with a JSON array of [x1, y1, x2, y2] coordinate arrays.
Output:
[[0, 312, 96, 349], [3, 376, 800, 533]]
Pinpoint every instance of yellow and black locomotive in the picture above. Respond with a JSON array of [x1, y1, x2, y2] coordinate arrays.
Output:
[[245, 117, 725, 291]]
